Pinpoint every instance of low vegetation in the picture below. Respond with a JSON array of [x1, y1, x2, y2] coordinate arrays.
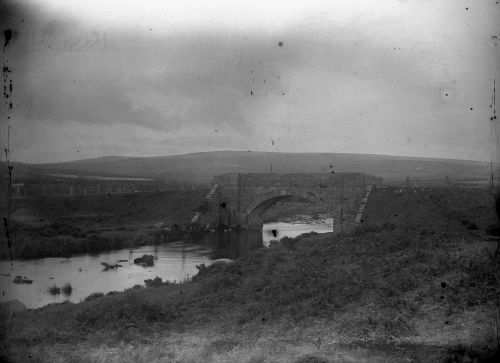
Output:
[[1, 188, 499, 362], [83, 292, 104, 302], [47, 285, 60, 295], [61, 283, 73, 296], [144, 276, 167, 288], [0, 190, 206, 259], [101, 261, 122, 271]]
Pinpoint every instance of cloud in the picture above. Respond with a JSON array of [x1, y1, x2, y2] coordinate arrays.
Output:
[[12, 28, 301, 134], [2, 0, 498, 162]]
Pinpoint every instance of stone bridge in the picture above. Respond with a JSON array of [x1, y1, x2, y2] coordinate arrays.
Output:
[[205, 173, 382, 232]]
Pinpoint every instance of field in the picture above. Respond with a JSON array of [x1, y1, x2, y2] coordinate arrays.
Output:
[[1, 187, 499, 362], [0, 190, 207, 259]]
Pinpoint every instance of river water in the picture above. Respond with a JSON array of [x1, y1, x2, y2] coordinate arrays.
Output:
[[0, 221, 332, 309]]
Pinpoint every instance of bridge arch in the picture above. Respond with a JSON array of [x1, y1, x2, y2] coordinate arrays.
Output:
[[245, 189, 323, 215], [243, 189, 327, 228], [207, 172, 382, 232]]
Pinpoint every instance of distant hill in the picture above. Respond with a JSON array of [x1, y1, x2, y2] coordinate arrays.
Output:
[[6, 151, 493, 184]]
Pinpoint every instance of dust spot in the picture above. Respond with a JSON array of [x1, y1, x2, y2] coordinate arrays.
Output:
[[278, 41, 283, 47], [3, 29, 12, 49]]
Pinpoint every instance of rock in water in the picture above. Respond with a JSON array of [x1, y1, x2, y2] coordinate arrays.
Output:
[[13, 276, 33, 284], [133, 254, 155, 267]]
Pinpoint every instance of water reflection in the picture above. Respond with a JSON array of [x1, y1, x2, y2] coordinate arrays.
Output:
[[0, 222, 330, 308], [205, 228, 264, 260], [0, 242, 213, 309]]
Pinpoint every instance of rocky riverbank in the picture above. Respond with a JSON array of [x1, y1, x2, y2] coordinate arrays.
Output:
[[277, 213, 333, 227]]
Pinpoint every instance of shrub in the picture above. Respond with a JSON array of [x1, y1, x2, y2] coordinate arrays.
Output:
[[144, 276, 164, 288], [84, 292, 104, 302], [48, 285, 60, 295], [279, 236, 296, 250], [124, 284, 143, 292], [61, 282, 73, 296]]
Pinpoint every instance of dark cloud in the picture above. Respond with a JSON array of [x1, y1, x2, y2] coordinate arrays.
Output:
[[0, 0, 27, 37], [6, 2, 442, 137], [11, 25, 305, 134], [19, 69, 170, 130]]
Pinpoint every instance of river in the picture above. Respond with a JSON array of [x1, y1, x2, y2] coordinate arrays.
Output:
[[0, 221, 332, 309]]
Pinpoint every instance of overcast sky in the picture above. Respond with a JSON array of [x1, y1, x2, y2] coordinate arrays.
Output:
[[1, 0, 499, 163]]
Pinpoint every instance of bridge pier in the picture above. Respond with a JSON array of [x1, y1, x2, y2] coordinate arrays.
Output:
[[246, 213, 264, 230], [332, 206, 343, 234]]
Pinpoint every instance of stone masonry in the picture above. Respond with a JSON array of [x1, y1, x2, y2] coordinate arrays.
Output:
[[207, 173, 382, 232]]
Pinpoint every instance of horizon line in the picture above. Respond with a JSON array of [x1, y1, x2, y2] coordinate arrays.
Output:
[[8, 150, 494, 165]]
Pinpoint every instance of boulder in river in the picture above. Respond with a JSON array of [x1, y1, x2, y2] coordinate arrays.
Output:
[[133, 254, 155, 267]]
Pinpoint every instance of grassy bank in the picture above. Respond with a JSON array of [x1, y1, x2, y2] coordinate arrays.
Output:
[[1, 190, 207, 259], [1, 188, 499, 362]]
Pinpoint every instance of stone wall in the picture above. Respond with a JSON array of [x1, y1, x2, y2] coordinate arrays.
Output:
[[209, 172, 382, 231]]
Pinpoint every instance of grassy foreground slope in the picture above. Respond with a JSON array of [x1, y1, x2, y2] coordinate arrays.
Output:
[[1, 188, 499, 362]]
